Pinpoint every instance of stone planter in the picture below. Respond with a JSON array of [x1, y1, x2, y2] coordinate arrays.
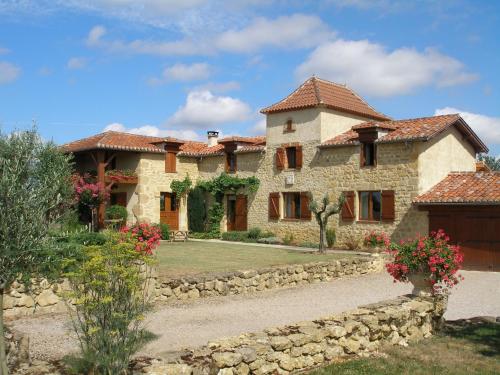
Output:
[[407, 272, 433, 297]]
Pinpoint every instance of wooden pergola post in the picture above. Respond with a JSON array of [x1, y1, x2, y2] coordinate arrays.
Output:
[[96, 151, 106, 229]]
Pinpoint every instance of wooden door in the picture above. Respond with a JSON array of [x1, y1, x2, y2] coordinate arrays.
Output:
[[235, 195, 248, 231], [428, 206, 500, 270], [227, 195, 236, 231], [160, 192, 179, 230]]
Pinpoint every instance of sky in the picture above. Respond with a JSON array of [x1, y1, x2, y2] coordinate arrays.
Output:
[[0, 0, 499, 156]]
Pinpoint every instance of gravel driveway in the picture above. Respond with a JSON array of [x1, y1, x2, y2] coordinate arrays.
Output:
[[9, 270, 500, 361]]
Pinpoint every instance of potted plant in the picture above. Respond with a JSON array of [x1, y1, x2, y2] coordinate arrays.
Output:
[[385, 230, 464, 296]]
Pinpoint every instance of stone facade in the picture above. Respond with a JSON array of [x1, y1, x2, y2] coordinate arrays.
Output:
[[2, 256, 384, 318], [142, 294, 448, 375]]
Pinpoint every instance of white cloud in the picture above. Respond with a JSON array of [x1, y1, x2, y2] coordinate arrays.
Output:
[[192, 81, 240, 93], [434, 107, 500, 147], [0, 61, 21, 84], [0, 46, 9, 55], [168, 90, 252, 128], [250, 117, 266, 135], [67, 57, 88, 70], [86, 25, 211, 56], [149, 63, 211, 85], [38, 66, 53, 76], [296, 39, 478, 97], [103, 122, 202, 141], [216, 14, 335, 53]]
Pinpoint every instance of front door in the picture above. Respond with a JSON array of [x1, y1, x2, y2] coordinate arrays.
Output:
[[160, 192, 179, 230], [227, 194, 247, 231]]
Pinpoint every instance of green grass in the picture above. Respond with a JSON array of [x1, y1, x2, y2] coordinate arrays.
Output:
[[154, 240, 360, 278], [310, 321, 500, 375]]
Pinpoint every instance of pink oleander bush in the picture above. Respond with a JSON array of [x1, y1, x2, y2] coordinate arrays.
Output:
[[363, 231, 391, 248], [72, 173, 109, 207], [120, 222, 161, 255], [385, 229, 464, 293]]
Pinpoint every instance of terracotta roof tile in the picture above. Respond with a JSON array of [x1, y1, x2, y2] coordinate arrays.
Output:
[[261, 77, 390, 121], [218, 136, 266, 145], [234, 145, 266, 154], [320, 114, 488, 152], [414, 172, 500, 204], [178, 142, 225, 157], [62, 131, 165, 153]]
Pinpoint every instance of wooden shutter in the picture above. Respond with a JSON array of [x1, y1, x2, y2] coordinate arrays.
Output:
[[300, 192, 311, 220], [341, 191, 355, 221], [235, 195, 248, 230], [269, 193, 280, 220], [276, 148, 285, 170], [381, 190, 395, 221], [165, 152, 176, 173], [296, 146, 303, 169]]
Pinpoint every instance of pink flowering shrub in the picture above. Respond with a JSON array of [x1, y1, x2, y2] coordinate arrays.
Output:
[[121, 222, 161, 255], [73, 173, 109, 207], [385, 229, 464, 293], [363, 231, 390, 248]]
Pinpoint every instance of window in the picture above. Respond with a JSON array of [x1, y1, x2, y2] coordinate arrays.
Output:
[[160, 192, 177, 212], [286, 147, 297, 169], [283, 192, 311, 220], [165, 151, 177, 173], [284, 119, 294, 132], [359, 191, 381, 221], [361, 142, 376, 167], [226, 152, 237, 173]]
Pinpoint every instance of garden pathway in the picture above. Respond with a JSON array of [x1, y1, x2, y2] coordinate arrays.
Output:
[[9, 270, 500, 361]]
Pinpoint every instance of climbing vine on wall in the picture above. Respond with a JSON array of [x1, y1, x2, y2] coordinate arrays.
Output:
[[197, 173, 260, 201], [170, 174, 192, 198]]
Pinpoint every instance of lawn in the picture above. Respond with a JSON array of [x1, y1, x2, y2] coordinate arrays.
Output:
[[154, 240, 360, 278], [310, 320, 500, 375]]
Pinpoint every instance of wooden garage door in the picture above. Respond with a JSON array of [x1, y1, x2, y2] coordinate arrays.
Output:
[[428, 206, 500, 270]]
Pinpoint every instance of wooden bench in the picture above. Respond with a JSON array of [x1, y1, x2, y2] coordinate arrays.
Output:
[[169, 230, 189, 242]]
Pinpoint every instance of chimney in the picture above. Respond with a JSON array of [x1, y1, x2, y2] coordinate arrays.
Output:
[[207, 131, 219, 147]]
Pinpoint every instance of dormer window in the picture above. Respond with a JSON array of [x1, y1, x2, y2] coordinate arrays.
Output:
[[361, 142, 376, 167], [226, 152, 237, 173], [284, 119, 295, 133]]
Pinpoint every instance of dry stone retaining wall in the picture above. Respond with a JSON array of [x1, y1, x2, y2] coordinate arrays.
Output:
[[143, 294, 448, 375], [3, 256, 384, 317]]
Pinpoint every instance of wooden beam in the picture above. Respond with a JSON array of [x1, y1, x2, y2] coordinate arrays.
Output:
[[104, 153, 117, 168]]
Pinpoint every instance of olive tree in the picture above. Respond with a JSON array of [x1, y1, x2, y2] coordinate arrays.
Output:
[[309, 193, 345, 254], [0, 129, 73, 373]]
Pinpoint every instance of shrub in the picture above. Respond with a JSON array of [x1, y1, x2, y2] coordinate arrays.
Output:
[[70, 231, 107, 246], [386, 230, 464, 293], [326, 228, 336, 248], [260, 231, 275, 238], [187, 187, 206, 232], [221, 231, 249, 242], [344, 233, 361, 250], [283, 233, 294, 246], [190, 232, 220, 239], [120, 223, 161, 255], [158, 222, 170, 240], [207, 202, 224, 236], [257, 237, 283, 245], [64, 234, 154, 374], [363, 231, 390, 248], [247, 227, 262, 239], [105, 205, 128, 225]]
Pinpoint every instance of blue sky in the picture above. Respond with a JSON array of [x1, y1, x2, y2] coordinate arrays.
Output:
[[0, 0, 499, 155]]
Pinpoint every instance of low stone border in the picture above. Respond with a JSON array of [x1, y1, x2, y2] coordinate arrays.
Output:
[[3, 256, 385, 318], [153, 256, 384, 302], [141, 294, 447, 375]]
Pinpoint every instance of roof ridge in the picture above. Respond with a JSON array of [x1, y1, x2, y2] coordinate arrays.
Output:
[[340, 82, 392, 121], [260, 77, 316, 113], [390, 113, 460, 124], [311, 76, 322, 104]]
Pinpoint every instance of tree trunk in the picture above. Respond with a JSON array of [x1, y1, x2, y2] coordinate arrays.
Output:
[[0, 285, 9, 375], [318, 222, 326, 254]]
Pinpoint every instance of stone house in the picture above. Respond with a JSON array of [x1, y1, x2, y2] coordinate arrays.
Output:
[[63, 77, 499, 270]]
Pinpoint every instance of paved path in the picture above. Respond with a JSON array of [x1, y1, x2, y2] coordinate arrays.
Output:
[[9, 271, 500, 361]]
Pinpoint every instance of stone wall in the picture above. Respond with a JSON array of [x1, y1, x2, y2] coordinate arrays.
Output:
[[143, 294, 448, 375], [5, 326, 29, 371], [2, 257, 384, 318], [153, 256, 384, 302]]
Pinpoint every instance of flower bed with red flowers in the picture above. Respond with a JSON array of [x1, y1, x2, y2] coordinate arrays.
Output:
[[385, 229, 464, 293], [121, 222, 161, 255], [364, 231, 391, 248]]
